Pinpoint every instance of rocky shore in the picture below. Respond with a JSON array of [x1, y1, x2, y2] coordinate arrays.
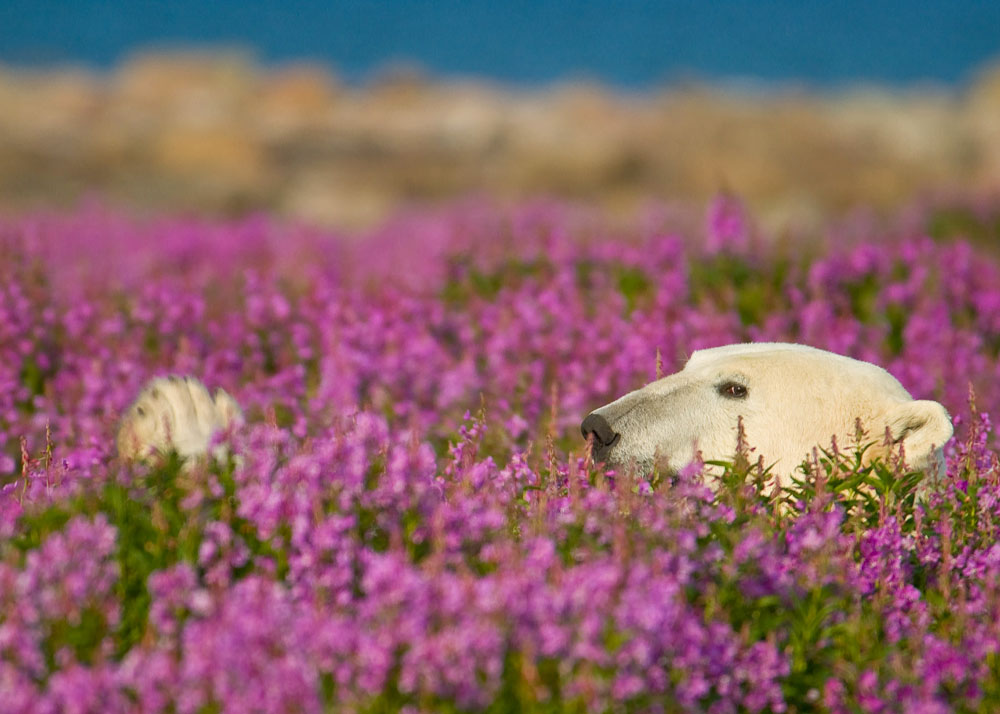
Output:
[[2, 52, 999, 229]]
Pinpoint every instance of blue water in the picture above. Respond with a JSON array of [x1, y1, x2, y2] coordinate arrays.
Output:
[[1, 0, 998, 88]]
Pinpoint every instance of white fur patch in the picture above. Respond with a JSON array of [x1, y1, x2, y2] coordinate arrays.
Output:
[[117, 376, 243, 464]]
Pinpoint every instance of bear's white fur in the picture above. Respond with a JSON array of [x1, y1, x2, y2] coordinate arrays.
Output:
[[583, 343, 953, 486], [116, 376, 243, 463]]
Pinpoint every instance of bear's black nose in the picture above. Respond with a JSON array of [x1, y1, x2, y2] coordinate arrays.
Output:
[[581, 413, 620, 448]]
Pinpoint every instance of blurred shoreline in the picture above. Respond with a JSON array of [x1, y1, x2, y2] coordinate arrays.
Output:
[[2, 52, 999, 231]]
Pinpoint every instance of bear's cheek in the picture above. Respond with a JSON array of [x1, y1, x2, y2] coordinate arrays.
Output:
[[633, 422, 690, 464]]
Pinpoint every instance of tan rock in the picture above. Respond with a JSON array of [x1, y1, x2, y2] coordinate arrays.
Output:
[[256, 65, 340, 141], [966, 62, 1000, 182], [281, 170, 393, 228], [113, 51, 257, 128], [1, 51, 1000, 228], [153, 125, 268, 192]]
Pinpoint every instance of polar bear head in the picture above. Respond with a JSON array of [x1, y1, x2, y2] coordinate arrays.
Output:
[[581, 343, 953, 485]]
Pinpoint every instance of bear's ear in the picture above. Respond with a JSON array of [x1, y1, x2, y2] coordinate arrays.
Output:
[[885, 400, 953, 466], [213, 388, 244, 428]]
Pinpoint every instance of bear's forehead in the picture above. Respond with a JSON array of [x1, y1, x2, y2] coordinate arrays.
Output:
[[689, 342, 828, 362], [685, 343, 875, 378]]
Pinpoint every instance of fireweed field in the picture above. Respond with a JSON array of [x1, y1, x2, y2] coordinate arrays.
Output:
[[3, 197, 1000, 713]]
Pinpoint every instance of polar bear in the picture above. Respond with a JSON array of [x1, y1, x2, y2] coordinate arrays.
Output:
[[116, 376, 243, 463], [581, 343, 953, 486]]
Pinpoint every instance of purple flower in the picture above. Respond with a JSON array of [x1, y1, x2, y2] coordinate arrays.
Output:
[[2, 198, 1000, 711]]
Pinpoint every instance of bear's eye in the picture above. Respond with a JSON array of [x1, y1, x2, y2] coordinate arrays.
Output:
[[717, 381, 748, 400]]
